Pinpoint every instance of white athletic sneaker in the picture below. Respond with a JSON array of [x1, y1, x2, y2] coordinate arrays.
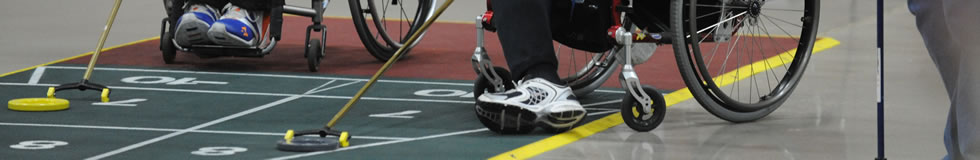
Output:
[[477, 78, 586, 131], [208, 4, 258, 47], [174, 4, 219, 46]]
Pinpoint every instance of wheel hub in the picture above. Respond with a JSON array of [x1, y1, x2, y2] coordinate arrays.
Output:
[[749, 1, 762, 16]]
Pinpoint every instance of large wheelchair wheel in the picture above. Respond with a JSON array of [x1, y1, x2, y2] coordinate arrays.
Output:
[[556, 44, 621, 97], [349, 0, 436, 61], [670, 0, 819, 122]]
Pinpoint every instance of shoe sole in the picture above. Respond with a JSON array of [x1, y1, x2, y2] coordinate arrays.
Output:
[[538, 110, 586, 130], [174, 15, 212, 46], [208, 20, 256, 47], [476, 101, 536, 131], [477, 101, 586, 129]]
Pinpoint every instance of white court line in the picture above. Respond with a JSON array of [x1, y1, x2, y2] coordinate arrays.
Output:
[[586, 110, 620, 116], [306, 80, 364, 95], [27, 66, 45, 85], [269, 128, 489, 160], [41, 66, 628, 93], [0, 82, 474, 104], [85, 80, 361, 160], [585, 108, 617, 111], [0, 82, 621, 106], [0, 122, 407, 141], [304, 79, 339, 94], [85, 96, 304, 160], [583, 99, 623, 107], [43, 66, 472, 87]]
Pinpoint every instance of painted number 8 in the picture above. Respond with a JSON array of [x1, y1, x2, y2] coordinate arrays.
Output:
[[191, 146, 248, 156], [10, 140, 68, 150]]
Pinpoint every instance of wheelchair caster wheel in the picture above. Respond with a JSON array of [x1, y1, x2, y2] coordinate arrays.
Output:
[[473, 66, 532, 134], [621, 85, 666, 132], [472, 66, 514, 101], [306, 39, 323, 72], [161, 31, 177, 64]]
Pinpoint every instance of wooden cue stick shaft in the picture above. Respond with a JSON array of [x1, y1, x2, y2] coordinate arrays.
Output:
[[325, 0, 455, 128]]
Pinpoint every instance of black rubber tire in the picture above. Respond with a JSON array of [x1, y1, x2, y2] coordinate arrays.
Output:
[[348, 0, 434, 62], [472, 66, 514, 101], [669, 0, 819, 122], [473, 67, 534, 134], [160, 31, 177, 64], [559, 47, 620, 97], [306, 39, 322, 72], [276, 136, 340, 152], [621, 85, 666, 132]]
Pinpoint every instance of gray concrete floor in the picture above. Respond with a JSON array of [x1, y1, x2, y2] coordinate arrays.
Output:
[[0, 0, 949, 159], [535, 0, 951, 159]]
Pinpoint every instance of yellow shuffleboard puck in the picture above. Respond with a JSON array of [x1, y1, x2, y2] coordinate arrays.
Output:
[[8, 98, 69, 112]]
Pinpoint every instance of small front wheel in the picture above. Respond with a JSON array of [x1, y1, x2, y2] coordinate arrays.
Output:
[[306, 39, 323, 72], [621, 85, 666, 132], [161, 31, 177, 64]]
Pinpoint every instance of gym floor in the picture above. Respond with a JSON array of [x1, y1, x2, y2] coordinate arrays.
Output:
[[0, 0, 949, 159]]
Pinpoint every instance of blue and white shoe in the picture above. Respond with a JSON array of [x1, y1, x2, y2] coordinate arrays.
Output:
[[477, 78, 586, 131], [174, 4, 219, 46], [208, 4, 258, 47]]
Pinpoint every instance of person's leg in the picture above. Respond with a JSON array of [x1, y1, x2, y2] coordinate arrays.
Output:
[[942, 0, 980, 158], [227, 0, 284, 11], [490, 0, 561, 83], [191, 0, 230, 8], [475, 0, 585, 133], [910, 0, 979, 158], [208, 1, 259, 46]]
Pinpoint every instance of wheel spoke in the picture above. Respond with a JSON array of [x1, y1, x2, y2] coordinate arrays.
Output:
[[759, 20, 793, 71], [752, 24, 776, 93], [761, 8, 804, 12], [716, 21, 745, 86], [715, 18, 745, 78], [761, 14, 800, 42], [399, 2, 409, 42], [695, 10, 723, 20], [697, 11, 747, 34], [749, 25, 763, 100], [761, 14, 803, 28], [695, 4, 748, 9]]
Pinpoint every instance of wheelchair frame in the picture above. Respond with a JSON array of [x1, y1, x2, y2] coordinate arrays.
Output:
[[159, 0, 332, 71], [472, 0, 820, 132]]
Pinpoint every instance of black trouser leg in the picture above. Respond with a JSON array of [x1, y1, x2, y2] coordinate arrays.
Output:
[[186, 0, 230, 9], [491, 0, 561, 84]]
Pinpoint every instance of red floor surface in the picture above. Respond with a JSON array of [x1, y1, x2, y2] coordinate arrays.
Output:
[[64, 16, 798, 91]]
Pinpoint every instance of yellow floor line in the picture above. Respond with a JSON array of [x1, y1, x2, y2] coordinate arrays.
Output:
[[0, 36, 159, 78], [489, 37, 841, 160]]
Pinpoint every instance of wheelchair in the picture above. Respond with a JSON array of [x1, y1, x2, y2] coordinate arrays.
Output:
[[159, 0, 436, 72], [472, 0, 820, 133]]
